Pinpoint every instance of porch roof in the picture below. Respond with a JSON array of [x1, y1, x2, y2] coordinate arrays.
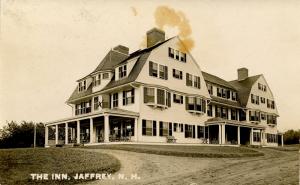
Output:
[[45, 108, 139, 125], [205, 117, 265, 129]]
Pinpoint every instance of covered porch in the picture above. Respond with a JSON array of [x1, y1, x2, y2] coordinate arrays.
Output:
[[45, 109, 139, 146], [205, 118, 266, 146]]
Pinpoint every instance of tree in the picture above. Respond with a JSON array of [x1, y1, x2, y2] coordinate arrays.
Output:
[[0, 121, 45, 148], [283, 129, 300, 145]]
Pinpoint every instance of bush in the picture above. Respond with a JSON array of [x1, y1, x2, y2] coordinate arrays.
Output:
[[0, 121, 45, 148], [283, 129, 300, 145]]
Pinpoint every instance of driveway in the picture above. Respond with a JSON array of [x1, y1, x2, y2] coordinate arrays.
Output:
[[80, 148, 299, 185]]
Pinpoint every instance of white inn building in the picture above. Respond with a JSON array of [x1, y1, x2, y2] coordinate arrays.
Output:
[[45, 28, 283, 147]]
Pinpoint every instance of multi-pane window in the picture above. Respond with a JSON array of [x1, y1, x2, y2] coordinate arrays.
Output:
[[194, 76, 201, 89], [249, 111, 260, 122], [78, 80, 86, 92], [185, 124, 195, 138], [159, 65, 168, 80], [253, 132, 261, 142], [175, 50, 179, 60], [173, 69, 183, 79], [144, 87, 155, 103], [168, 47, 186, 62], [261, 97, 266, 104], [149, 61, 158, 77], [112, 93, 118, 108], [197, 126, 205, 138], [75, 100, 91, 115], [186, 97, 206, 112], [180, 52, 186, 62], [258, 83, 267, 92], [149, 61, 167, 79], [157, 89, 165, 105], [173, 94, 183, 104], [216, 107, 222, 118], [261, 113, 266, 120], [93, 74, 101, 86], [266, 134, 277, 143], [168, 48, 174, 58], [267, 115, 277, 124], [186, 73, 193, 86], [123, 89, 135, 105], [118, 65, 127, 79], [94, 96, 100, 110], [142, 120, 156, 136], [159, 121, 168, 136], [207, 83, 213, 95], [232, 92, 237, 101], [102, 73, 109, 79], [217, 88, 222, 97], [207, 105, 212, 117], [251, 94, 259, 105], [267, 99, 275, 109], [221, 107, 228, 119], [231, 109, 237, 120]]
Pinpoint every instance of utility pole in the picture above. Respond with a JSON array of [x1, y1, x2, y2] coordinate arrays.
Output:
[[33, 123, 36, 148]]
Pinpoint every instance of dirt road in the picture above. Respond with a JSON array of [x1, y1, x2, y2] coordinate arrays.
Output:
[[81, 148, 299, 185]]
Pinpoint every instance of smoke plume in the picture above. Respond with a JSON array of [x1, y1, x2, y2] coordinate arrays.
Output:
[[154, 6, 194, 52]]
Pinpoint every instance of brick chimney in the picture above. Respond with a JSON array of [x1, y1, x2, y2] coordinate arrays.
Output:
[[113, 45, 129, 55], [238, 68, 249, 81], [147, 28, 165, 48]]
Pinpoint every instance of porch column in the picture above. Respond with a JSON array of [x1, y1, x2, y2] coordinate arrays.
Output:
[[45, 126, 48, 147], [260, 130, 264, 145], [55, 124, 58, 145], [104, 114, 109, 142], [245, 110, 249, 122], [237, 110, 240, 121], [77, 120, 80, 144], [228, 109, 232, 120], [65, 123, 68, 144], [250, 128, 253, 145], [237, 126, 240, 145], [281, 134, 284, 147], [90, 118, 94, 143], [212, 105, 216, 117], [222, 124, 226, 144], [207, 126, 210, 144], [218, 124, 222, 144], [195, 124, 198, 139], [134, 118, 138, 142]]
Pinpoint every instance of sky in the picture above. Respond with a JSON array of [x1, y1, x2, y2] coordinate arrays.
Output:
[[0, 0, 299, 131]]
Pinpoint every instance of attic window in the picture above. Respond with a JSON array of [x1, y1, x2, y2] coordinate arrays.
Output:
[[119, 65, 127, 79], [78, 80, 86, 92], [102, 73, 109, 79]]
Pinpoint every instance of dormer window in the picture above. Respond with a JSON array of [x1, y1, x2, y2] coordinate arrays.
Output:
[[78, 80, 86, 92], [102, 73, 109, 79], [93, 74, 101, 86], [119, 65, 127, 79], [232, 92, 237, 101]]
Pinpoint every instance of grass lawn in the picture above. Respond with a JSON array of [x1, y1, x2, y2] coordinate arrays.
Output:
[[0, 148, 120, 185], [86, 144, 263, 158]]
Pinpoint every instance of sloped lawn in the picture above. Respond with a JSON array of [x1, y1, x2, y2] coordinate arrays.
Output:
[[86, 144, 263, 158], [0, 148, 120, 185]]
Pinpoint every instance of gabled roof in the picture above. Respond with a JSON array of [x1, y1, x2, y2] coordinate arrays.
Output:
[[67, 82, 93, 102], [202, 71, 236, 90], [92, 50, 129, 73], [229, 75, 261, 107], [67, 38, 174, 102]]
